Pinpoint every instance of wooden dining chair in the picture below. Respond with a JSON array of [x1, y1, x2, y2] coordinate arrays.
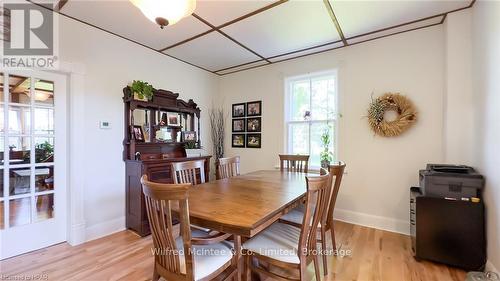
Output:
[[242, 169, 330, 281], [216, 156, 240, 180], [141, 176, 238, 281], [279, 154, 310, 173], [279, 161, 346, 275], [172, 160, 206, 185]]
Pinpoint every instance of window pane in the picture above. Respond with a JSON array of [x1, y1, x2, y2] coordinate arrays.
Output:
[[311, 78, 329, 120], [8, 105, 31, 135], [9, 75, 31, 105], [34, 79, 54, 106], [35, 137, 54, 163], [8, 137, 30, 165], [35, 194, 54, 222], [311, 123, 334, 167], [327, 78, 336, 119], [34, 107, 54, 135], [10, 197, 31, 227], [9, 167, 31, 196], [289, 123, 309, 155], [291, 80, 310, 121], [35, 166, 54, 192]]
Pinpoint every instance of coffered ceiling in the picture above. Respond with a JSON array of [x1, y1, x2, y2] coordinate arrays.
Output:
[[29, 0, 474, 75]]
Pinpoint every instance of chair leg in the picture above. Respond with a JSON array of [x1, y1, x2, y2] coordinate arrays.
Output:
[[313, 255, 321, 281], [152, 265, 160, 281], [329, 225, 336, 252], [321, 228, 328, 276], [243, 253, 251, 281]]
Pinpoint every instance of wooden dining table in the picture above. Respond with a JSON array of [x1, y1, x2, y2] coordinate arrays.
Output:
[[179, 169, 314, 280]]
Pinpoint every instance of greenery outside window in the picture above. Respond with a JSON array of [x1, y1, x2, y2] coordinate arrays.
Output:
[[285, 70, 338, 168]]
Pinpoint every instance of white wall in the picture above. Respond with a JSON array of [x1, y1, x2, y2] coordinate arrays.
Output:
[[219, 27, 446, 234], [58, 15, 219, 240], [470, 0, 500, 272], [443, 10, 475, 165]]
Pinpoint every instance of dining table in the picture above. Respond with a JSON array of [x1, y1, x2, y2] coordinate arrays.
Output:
[[177, 169, 315, 280]]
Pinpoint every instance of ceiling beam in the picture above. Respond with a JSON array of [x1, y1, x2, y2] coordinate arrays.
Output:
[[322, 0, 348, 46], [192, 13, 271, 63], [157, 0, 288, 53], [56, 0, 69, 12]]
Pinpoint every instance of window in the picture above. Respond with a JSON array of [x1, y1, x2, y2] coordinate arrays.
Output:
[[285, 71, 338, 168]]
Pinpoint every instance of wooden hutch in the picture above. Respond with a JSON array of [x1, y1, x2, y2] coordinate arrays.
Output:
[[123, 86, 211, 236]]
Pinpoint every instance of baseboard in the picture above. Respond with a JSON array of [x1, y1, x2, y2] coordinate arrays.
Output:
[[486, 260, 499, 273], [333, 208, 410, 235], [85, 216, 126, 242], [68, 222, 86, 246]]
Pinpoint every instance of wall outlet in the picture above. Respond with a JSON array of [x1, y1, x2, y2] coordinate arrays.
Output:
[[99, 121, 111, 129]]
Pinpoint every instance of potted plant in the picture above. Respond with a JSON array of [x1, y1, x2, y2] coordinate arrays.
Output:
[[130, 80, 154, 101], [320, 127, 334, 169], [184, 141, 204, 157]]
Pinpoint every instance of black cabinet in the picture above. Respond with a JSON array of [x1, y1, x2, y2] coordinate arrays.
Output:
[[410, 187, 486, 270]]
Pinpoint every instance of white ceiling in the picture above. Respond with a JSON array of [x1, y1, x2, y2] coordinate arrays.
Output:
[[50, 0, 473, 75]]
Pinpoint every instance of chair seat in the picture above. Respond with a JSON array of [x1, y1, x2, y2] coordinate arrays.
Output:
[[242, 222, 301, 264], [175, 230, 233, 280], [280, 205, 321, 227]]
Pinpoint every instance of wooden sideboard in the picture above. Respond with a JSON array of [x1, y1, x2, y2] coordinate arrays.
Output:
[[125, 155, 211, 236], [123, 86, 211, 236]]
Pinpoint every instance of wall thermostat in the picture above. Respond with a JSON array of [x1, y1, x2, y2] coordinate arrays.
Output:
[[99, 121, 111, 129]]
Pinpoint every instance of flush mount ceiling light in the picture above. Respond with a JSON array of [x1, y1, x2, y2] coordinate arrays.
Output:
[[130, 0, 196, 29]]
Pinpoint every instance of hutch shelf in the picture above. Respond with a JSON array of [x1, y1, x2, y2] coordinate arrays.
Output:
[[123, 86, 211, 236]]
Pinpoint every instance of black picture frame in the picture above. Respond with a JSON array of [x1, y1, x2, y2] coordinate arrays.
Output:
[[131, 125, 145, 142], [232, 118, 246, 132], [246, 101, 262, 116], [246, 117, 261, 132], [232, 103, 246, 118], [232, 134, 245, 148], [246, 134, 261, 148]]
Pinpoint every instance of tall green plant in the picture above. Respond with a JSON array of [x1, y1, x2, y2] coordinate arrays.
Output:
[[320, 127, 333, 165], [130, 80, 154, 100]]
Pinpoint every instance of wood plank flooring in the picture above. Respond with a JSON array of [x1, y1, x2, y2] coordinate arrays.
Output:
[[0, 221, 466, 281]]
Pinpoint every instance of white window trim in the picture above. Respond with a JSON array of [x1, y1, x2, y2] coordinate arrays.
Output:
[[284, 69, 339, 170]]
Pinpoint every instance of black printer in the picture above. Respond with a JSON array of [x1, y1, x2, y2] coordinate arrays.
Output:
[[411, 164, 486, 270], [419, 164, 484, 199]]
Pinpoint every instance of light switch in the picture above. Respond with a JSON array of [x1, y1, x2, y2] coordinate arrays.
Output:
[[99, 121, 111, 129]]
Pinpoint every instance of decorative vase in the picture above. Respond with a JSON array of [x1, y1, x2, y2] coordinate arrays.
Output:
[[321, 160, 330, 169], [186, 148, 204, 157], [133, 92, 148, 102]]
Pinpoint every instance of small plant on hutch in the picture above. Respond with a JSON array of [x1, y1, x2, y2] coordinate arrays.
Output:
[[130, 80, 154, 101]]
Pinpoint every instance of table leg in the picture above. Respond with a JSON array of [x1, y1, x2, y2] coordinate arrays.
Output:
[[234, 235, 242, 281]]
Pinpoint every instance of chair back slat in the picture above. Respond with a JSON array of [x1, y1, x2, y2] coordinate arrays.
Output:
[[325, 161, 346, 224], [141, 176, 194, 279], [298, 169, 330, 262], [172, 160, 206, 185], [216, 156, 241, 179], [279, 154, 309, 173]]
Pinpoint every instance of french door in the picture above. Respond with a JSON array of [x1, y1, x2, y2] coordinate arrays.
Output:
[[0, 69, 67, 259]]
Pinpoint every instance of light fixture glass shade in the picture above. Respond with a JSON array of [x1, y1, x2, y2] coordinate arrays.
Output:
[[130, 0, 196, 27]]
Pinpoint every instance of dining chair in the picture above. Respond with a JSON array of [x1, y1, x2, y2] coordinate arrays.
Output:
[[216, 156, 240, 180], [242, 169, 330, 281], [172, 160, 206, 185], [141, 176, 238, 281], [279, 154, 310, 173], [279, 161, 346, 275]]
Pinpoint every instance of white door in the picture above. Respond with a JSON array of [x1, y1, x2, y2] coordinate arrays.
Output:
[[0, 69, 67, 259]]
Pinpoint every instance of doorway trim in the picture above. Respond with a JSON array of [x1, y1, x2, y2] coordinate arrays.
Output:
[[50, 61, 86, 246]]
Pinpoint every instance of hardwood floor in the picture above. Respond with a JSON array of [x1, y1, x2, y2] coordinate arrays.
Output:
[[0, 221, 466, 281]]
